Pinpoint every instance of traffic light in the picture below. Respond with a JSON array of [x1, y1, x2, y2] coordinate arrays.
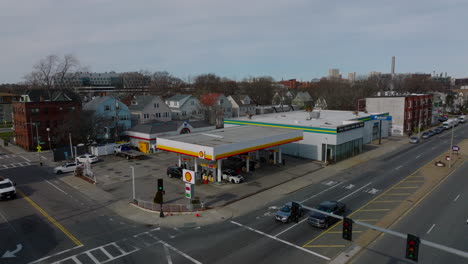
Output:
[[157, 179, 164, 192], [406, 234, 420, 261], [342, 217, 353, 241]]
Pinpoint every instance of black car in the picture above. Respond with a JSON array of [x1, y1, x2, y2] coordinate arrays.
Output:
[[435, 126, 445, 134], [438, 116, 448, 122], [166, 166, 182, 178], [308, 201, 346, 228]]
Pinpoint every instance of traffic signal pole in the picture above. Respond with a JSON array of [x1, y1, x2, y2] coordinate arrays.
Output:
[[301, 205, 468, 260]]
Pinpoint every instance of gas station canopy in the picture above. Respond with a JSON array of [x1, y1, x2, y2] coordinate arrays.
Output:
[[157, 126, 303, 160]]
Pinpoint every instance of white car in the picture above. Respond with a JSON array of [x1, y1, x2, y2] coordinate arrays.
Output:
[[76, 154, 99, 164], [54, 162, 83, 174], [222, 169, 244, 184], [0, 177, 17, 200]]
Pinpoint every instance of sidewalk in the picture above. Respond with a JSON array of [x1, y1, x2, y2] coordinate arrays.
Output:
[[1, 136, 411, 228]]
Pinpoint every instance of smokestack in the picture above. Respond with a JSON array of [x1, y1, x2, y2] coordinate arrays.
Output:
[[391, 56, 395, 75]]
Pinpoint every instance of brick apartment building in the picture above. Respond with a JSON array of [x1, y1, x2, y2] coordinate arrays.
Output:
[[13, 90, 81, 151], [366, 94, 433, 136]]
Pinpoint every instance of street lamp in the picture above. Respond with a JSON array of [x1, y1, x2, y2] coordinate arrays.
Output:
[[324, 137, 328, 166], [46, 128, 51, 150]]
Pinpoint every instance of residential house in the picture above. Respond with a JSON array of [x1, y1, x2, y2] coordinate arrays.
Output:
[[291, 91, 313, 109], [13, 90, 81, 150], [199, 93, 232, 118], [227, 95, 256, 117], [129, 95, 171, 125], [272, 90, 295, 105], [0, 93, 21, 123], [165, 94, 202, 120], [83, 96, 131, 140]]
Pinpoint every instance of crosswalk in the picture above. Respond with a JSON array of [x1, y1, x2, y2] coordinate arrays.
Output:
[[0, 162, 32, 170], [0, 153, 34, 170], [48, 228, 201, 264], [0, 154, 17, 159]]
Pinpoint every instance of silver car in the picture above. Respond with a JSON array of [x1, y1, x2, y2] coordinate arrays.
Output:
[[275, 202, 304, 223], [54, 162, 83, 174], [409, 137, 420, 144]]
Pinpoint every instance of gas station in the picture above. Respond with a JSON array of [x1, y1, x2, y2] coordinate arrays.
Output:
[[157, 126, 303, 183]]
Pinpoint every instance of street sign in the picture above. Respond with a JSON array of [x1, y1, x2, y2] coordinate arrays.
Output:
[[371, 115, 392, 121], [36, 146, 42, 152], [182, 169, 195, 184], [452, 146, 460, 151]]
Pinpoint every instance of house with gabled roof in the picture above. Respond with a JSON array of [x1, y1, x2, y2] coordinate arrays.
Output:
[[165, 94, 202, 120], [129, 95, 171, 125], [199, 93, 232, 118], [227, 94, 256, 117], [292, 91, 313, 109]]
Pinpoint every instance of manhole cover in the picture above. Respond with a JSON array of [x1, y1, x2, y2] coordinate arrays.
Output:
[[107, 168, 114, 171]]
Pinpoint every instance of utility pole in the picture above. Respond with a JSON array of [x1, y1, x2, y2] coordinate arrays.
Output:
[[69, 133, 74, 159]]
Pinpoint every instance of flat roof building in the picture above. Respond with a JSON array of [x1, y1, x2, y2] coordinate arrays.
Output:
[[225, 110, 391, 163]]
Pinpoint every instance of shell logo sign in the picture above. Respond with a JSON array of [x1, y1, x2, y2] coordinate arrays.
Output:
[[183, 169, 195, 184], [198, 151, 205, 158]]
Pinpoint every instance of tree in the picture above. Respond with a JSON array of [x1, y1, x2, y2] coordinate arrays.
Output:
[[150, 71, 185, 97], [241, 76, 275, 105], [194, 74, 221, 96], [24, 54, 83, 98]]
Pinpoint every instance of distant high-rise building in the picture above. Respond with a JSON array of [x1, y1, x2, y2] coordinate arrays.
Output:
[[348, 72, 356, 82], [369, 71, 382, 78], [391, 56, 395, 75], [329, 69, 340, 79]]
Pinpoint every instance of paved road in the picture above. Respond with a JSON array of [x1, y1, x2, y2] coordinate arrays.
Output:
[[1, 123, 467, 264], [350, 156, 468, 263]]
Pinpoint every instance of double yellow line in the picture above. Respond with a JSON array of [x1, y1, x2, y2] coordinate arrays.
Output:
[[18, 190, 82, 246]]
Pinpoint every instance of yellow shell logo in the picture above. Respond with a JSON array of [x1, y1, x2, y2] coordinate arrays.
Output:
[[198, 151, 204, 158], [184, 172, 192, 182]]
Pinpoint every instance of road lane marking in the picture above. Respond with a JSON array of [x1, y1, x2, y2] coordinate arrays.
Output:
[[274, 218, 308, 237], [19, 155, 31, 162], [163, 244, 173, 264], [305, 245, 346, 248], [372, 200, 404, 203], [28, 245, 84, 264], [454, 194, 460, 202], [405, 181, 424, 183], [394, 187, 419, 189], [17, 189, 82, 246], [416, 155, 421, 159], [300, 182, 343, 203], [231, 221, 330, 260], [395, 165, 403, 170], [383, 193, 411, 195], [45, 180, 68, 195], [40, 155, 47, 160], [0, 209, 17, 233], [338, 182, 372, 201], [85, 251, 100, 263], [427, 224, 436, 234], [359, 209, 391, 212]]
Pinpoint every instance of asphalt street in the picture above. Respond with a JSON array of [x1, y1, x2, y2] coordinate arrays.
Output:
[[350, 155, 468, 263], [0, 123, 467, 264]]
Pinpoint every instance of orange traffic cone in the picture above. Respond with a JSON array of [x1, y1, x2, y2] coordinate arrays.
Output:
[[195, 213, 200, 217]]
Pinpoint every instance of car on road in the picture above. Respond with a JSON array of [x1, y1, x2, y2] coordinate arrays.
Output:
[[409, 137, 420, 144], [308, 201, 346, 228], [0, 177, 16, 200], [275, 202, 304, 223], [54, 162, 83, 174], [222, 169, 244, 184], [166, 166, 183, 178], [438, 116, 448, 122], [76, 154, 99, 164]]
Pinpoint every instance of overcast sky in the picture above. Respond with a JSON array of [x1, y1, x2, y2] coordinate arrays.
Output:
[[1, 0, 467, 83]]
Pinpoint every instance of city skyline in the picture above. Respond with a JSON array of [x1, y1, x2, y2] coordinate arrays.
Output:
[[1, 0, 467, 83]]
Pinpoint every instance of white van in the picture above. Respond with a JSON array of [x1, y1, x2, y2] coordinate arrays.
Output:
[[442, 120, 453, 129], [458, 115, 466, 123]]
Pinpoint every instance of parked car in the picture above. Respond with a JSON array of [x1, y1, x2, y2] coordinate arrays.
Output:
[[438, 116, 448, 122], [0, 177, 16, 200], [458, 115, 466, 123], [222, 169, 244, 184], [275, 202, 304, 223], [166, 166, 183, 178], [76, 154, 99, 164], [434, 127, 444, 134], [421, 132, 431, 139], [409, 137, 420, 144], [308, 201, 346, 228], [53, 162, 83, 174]]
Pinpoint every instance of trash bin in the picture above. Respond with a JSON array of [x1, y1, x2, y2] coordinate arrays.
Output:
[[282, 159, 285, 166]]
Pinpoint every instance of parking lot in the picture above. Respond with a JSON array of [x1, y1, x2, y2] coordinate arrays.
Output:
[[86, 150, 322, 208]]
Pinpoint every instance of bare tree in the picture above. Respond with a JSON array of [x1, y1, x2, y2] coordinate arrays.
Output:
[[24, 54, 82, 98], [150, 71, 185, 98], [194, 74, 222, 96], [240, 76, 275, 105]]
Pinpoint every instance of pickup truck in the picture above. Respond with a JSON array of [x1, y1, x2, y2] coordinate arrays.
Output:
[[114, 144, 144, 160]]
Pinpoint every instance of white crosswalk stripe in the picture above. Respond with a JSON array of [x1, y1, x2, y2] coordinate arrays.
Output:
[[0, 162, 32, 170]]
